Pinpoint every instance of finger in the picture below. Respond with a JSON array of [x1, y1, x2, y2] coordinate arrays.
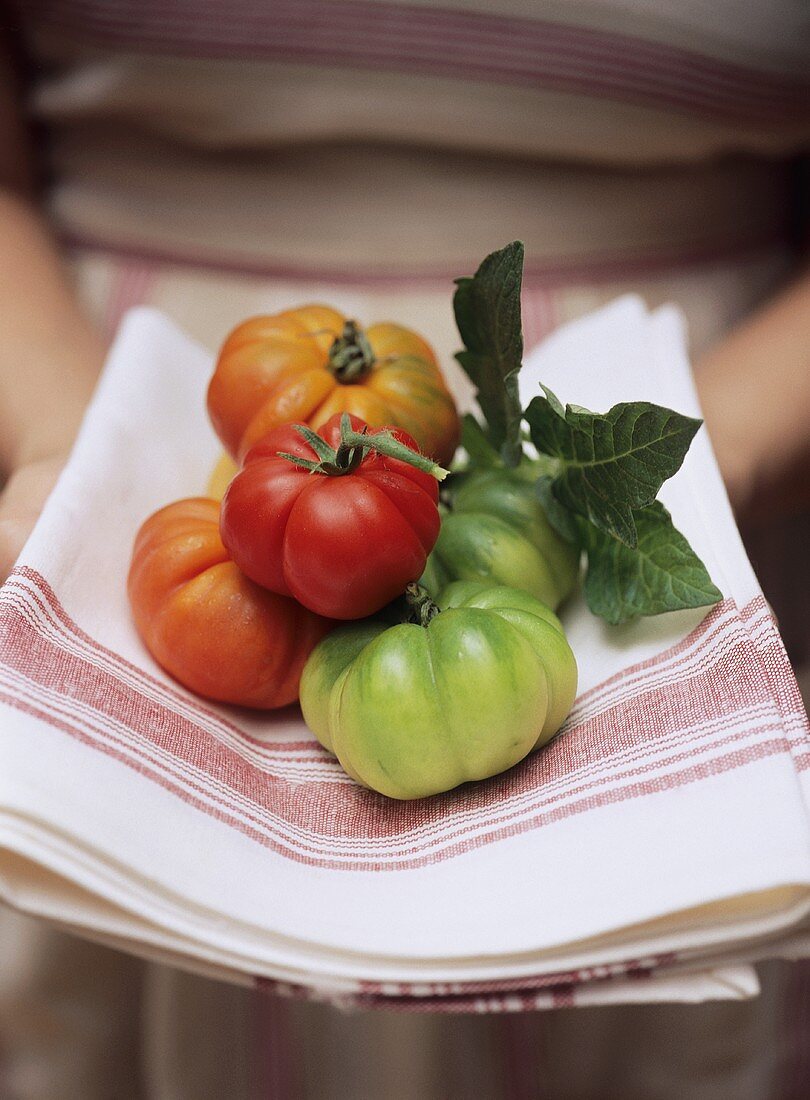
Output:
[[0, 514, 32, 582]]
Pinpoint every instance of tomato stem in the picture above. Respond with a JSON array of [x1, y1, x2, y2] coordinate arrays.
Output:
[[340, 425, 448, 480], [404, 583, 441, 627], [331, 439, 366, 475], [328, 320, 376, 382], [282, 416, 448, 480]]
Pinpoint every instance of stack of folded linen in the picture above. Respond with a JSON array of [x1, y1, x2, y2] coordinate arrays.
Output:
[[0, 299, 807, 1013]]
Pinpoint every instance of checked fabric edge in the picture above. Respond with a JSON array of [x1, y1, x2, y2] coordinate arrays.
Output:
[[255, 952, 680, 1014]]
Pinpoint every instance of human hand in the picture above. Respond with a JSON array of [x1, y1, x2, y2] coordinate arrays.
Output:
[[0, 191, 106, 585], [695, 271, 810, 525], [0, 450, 70, 581]]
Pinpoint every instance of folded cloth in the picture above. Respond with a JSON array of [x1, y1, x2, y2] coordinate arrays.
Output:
[[0, 298, 808, 1013]]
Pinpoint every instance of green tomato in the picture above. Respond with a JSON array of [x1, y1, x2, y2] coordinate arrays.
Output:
[[422, 466, 579, 610], [299, 582, 577, 800]]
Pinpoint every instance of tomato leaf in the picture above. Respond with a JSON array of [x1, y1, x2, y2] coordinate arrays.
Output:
[[454, 241, 524, 467], [524, 387, 702, 548], [579, 502, 722, 623], [535, 474, 579, 544], [450, 241, 720, 625], [460, 414, 502, 468]]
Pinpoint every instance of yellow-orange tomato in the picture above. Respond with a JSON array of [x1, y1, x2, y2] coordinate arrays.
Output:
[[207, 305, 460, 464], [206, 451, 238, 500], [128, 498, 332, 709]]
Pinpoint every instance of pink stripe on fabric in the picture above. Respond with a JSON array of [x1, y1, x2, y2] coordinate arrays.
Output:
[[62, 231, 791, 290], [9, 575, 786, 866], [3, 568, 747, 756], [5, 576, 800, 861], [0, 568, 807, 876], [7, 571, 781, 825], [19, 0, 796, 91], [3, 647, 789, 867], [0, 570, 801, 857], [20, 0, 810, 122], [3, 570, 324, 756], [0, 573, 786, 813]]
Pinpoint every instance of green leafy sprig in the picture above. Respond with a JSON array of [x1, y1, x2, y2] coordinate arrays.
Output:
[[452, 242, 722, 624], [453, 240, 525, 468]]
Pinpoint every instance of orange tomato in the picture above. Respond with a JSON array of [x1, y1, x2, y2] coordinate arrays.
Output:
[[128, 498, 332, 708], [207, 305, 460, 464]]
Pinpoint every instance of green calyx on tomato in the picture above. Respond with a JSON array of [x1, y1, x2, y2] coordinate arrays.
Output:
[[421, 463, 580, 612], [299, 581, 578, 801], [219, 413, 445, 620], [277, 412, 448, 481], [327, 320, 376, 382]]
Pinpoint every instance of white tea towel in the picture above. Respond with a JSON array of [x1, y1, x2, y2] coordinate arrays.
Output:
[[0, 298, 807, 1011]]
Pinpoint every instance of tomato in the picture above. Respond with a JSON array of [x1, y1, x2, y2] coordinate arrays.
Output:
[[206, 451, 238, 500], [128, 498, 332, 708], [422, 464, 579, 611], [207, 305, 460, 464], [219, 414, 442, 620], [300, 581, 578, 799]]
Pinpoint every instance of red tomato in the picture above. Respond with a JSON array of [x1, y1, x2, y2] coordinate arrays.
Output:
[[219, 414, 441, 619], [128, 498, 332, 708]]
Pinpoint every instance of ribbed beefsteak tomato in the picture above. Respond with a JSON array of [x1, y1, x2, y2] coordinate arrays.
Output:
[[207, 305, 460, 464], [300, 581, 578, 800], [219, 414, 442, 620], [128, 498, 332, 708]]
